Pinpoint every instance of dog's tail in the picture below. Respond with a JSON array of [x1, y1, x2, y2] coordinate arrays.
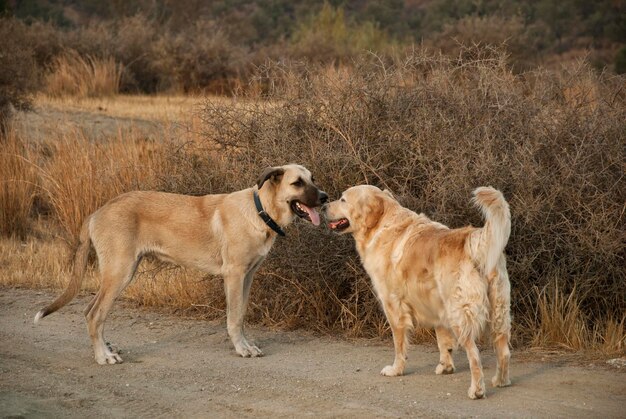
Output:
[[471, 187, 511, 275], [34, 218, 92, 324]]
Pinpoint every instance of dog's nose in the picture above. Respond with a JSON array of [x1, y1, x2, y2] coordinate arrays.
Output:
[[319, 191, 329, 204]]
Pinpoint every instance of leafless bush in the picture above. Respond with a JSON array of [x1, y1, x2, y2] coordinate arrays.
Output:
[[427, 15, 539, 72], [191, 47, 624, 348]]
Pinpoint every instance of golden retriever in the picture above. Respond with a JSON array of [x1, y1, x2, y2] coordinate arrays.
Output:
[[324, 185, 511, 399]]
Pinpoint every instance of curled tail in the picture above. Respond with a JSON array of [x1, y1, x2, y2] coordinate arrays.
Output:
[[472, 187, 511, 275], [34, 218, 92, 324]]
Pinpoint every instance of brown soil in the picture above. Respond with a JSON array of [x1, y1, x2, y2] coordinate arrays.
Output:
[[1, 288, 624, 418]]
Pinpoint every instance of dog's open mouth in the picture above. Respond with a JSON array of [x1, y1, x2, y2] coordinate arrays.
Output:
[[328, 218, 350, 231], [291, 201, 320, 226]]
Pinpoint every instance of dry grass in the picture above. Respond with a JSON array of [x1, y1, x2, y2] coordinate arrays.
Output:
[[531, 282, 625, 354], [533, 282, 593, 350], [34, 94, 201, 122], [45, 50, 123, 98], [1, 48, 624, 354], [0, 237, 90, 290], [0, 129, 39, 238], [0, 236, 221, 318]]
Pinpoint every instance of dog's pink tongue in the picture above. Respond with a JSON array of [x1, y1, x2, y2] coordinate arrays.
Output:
[[301, 204, 320, 226]]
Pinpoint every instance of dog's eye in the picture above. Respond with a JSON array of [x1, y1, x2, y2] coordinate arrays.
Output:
[[340, 197, 346, 202], [292, 179, 303, 187]]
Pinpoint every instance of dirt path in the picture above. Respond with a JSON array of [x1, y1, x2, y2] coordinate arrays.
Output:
[[1, 288, 624, 418], [13, 105, 175, 143]]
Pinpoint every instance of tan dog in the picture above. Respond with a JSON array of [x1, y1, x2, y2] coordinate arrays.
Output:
[[35, 164, 327, 364], [324, 185, 511, 399]]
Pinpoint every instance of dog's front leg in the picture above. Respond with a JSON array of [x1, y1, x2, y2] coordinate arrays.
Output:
[[223, 269, 263, 357], [380, 299, 409, 376]]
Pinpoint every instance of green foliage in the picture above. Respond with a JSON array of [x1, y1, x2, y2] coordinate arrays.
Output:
[[290, 2, 393, 63]]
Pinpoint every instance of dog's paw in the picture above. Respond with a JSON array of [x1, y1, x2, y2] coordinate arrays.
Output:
[[492, 375, 511, 387], [95, 343, 124, 365], [96, 352, 123, 365], [435, 362, 455, 375], [380, 365, 403, 377], [467, 380, 486, 399], [236, 342, 263, 358], [247, 344, 263, 357]]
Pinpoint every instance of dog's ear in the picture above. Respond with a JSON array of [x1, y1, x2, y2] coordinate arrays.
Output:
[[257, 166, 285, 189], [364, 195, 384, 229]]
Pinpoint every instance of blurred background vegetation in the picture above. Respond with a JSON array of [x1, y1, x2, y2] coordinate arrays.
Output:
[[1, 0, 624, 99]]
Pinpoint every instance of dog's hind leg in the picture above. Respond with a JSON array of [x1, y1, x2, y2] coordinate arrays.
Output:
[[451, 264, 488, 398], [435, 326, 456, 375], [86, 251, 141, 365], [459, 335, 485, 399], [489, 257, 511, 387]]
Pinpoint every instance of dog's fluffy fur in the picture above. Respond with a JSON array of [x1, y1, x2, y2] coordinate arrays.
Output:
[[324, 185, 512, 399], [34, 164, 327, 364]]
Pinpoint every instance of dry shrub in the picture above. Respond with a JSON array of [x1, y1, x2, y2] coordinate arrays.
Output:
[[60, 15, 249, 94], [150, 19, 249, 94], [0, 18, 40, 129], [0, 18, 65, 127], [60, 17, 154, 92], [0, 129, 38, 237], [61, 21, 115, 58], [189, 46, 625, 347], [45, 50, 123, 98], [112, 15, 160, 93], [427, 15, 538, 72]]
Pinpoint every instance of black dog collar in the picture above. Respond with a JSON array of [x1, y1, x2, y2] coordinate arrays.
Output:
[[253, 190, 286, 237]]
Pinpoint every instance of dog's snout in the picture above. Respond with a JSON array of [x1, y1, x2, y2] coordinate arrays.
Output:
[[319, 191, 329, 204]]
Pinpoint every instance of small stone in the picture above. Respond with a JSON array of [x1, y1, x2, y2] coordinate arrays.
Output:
[[607, 358, 626, 368]]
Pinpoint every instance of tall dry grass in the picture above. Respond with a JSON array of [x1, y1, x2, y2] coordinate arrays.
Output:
[[531, 282, 625, 354], [45, 50, 123, 98], [0, 129, 39, 238]]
